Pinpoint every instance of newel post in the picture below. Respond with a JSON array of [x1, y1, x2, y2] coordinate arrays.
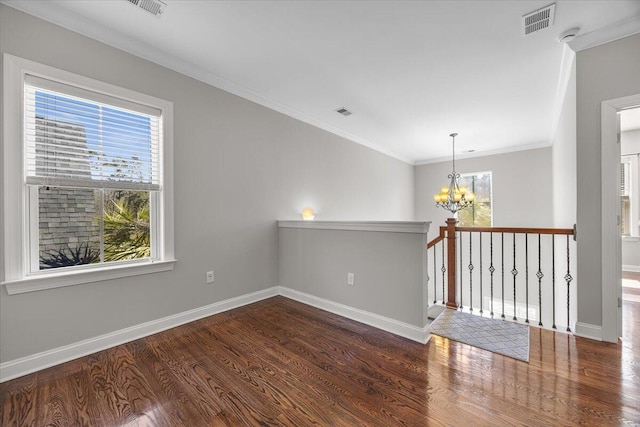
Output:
[[445, 217, 458, 309]]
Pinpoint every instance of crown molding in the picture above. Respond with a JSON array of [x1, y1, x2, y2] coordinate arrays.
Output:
[[0, 1, 413, 165], [5, 0, 637, 166], [569, 16, 640, 52], [414, 141, 552, 166]]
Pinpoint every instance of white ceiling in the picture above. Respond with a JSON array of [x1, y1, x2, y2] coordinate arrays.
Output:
[[4, 0, 640, 164]]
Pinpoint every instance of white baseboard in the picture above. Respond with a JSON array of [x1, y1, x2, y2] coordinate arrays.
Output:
[[574, 322, 603, 341], [1, 285, 432, 383], [278, 286, 430, 344], [623, 264, 640, 272], [0, 287, 279, 383], [1, 286, 431, 383]]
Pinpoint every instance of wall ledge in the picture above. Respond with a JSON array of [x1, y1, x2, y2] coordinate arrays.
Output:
[[277, 220, 431, 234]]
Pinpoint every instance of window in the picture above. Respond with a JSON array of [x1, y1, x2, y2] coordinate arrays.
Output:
[[621, 154, 639, 237], [2, 54, 174, 294], [621, 157, 631, 236], [457, 172, 492, 227]]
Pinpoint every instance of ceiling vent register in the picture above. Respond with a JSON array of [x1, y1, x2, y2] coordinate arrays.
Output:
[[126, 0, 167, 16], [335, 108, 353, 116], [522, 3, 555, 36]]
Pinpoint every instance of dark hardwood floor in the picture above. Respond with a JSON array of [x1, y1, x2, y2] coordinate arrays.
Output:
[[2, 295, 639, 426]]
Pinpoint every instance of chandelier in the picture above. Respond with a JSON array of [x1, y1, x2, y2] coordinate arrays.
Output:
[[433, 133, 475, 214]]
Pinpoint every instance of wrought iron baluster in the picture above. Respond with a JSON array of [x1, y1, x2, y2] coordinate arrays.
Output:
[[552, 235, 557, 330], [459, 231, 463, 310], [525, 233, 529, 324], [479, 233, 483, 314], [501, 233, 505, 319], [565, 235, 573, 332], [469, 231, 473, 312], [536, 234, 544, 327], [441, 241, 446, 304], [490, 233, 495, 317], [512, 233, 518, 321], [433, 245, 437, 304]]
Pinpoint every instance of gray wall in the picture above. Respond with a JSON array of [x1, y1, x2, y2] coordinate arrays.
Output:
[[550, 59, 578, 328], [414, 147, 554, 228], [0, 6, 414, 363], [279, 226, 426, 327], [576, 33, 640, 327], [552, 60, 577, 229]]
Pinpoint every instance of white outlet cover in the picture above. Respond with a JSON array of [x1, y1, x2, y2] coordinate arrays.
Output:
[[347, 273, 355, 285]]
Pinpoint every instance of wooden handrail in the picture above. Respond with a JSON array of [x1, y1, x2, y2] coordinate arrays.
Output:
[[426, 221, 576, 310], [426, 226, 447, 249], [454, 226, 574, 235], [427, 225, 574, 248]]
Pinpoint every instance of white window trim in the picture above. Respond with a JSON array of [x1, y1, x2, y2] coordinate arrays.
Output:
[[2, 53, 175, 295]]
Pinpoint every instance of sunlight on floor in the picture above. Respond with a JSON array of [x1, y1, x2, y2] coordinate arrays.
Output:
[[623, 277, 640, 302]]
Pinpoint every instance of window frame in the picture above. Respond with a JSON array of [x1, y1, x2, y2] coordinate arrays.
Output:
[[621, 156, 631, 236], [2, 53, 175, 295], [621, 154, 639, 238], [456, 171, 493, 227]]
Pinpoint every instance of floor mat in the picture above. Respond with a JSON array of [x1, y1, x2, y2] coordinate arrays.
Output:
[[429, 309, 530, 362]]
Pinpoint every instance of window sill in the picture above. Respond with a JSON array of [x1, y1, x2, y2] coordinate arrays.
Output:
[[1, 259, 176, 295], [622, 236, 640, 242]]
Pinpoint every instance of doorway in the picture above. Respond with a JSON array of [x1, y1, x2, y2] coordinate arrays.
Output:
[[621, 108, 640, 314], [601, 96, 640, 342]]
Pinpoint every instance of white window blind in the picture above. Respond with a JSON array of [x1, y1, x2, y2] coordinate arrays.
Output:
[[621, 158, 630, 197], [24, 74, 161, 191]]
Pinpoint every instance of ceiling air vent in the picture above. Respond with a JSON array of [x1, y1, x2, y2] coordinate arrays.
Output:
[[522, 3, 555, 36], [335, 107, 353, 117], [126, 0, 167, 17]]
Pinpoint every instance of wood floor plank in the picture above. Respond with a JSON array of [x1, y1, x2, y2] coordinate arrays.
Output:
[[2, 295, 640, 426], [0, 373, 37, 427]]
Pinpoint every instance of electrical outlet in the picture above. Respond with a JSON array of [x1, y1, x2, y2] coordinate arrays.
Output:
[[206, 270, 214, 284], [347, 272, 355, 286]]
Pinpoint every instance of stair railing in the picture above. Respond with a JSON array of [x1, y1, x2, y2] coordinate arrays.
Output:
[[427, 220, 576, 331]]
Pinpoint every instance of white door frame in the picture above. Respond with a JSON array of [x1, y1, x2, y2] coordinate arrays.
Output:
[[601, 94, 640, 343]]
